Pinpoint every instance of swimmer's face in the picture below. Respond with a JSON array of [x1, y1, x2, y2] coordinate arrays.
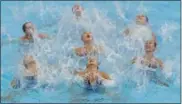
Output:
[[73, 5, 83, 17], [74, 5, 82, 12], [88, 58, 98, 66], [24, 23, 34, 35], [136, 14, 147, 25], [145, 40, 156, 52], [82, 32, 93, 43], [23, 55, 36, 68]]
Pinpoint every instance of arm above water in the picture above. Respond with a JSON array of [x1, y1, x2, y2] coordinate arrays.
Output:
[[131, 57, 137, 64], [156, 58, 164, 70], [99, 71, 111, 80]]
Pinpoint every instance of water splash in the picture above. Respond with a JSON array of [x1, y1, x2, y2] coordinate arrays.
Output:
[[1, 1, 180, 103]]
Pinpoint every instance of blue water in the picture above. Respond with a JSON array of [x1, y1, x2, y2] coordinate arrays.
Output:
[[1, 1, 180, 103]]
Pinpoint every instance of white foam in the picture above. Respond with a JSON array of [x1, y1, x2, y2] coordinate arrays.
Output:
[[128, 24, 153, 41], [163, 60, 173, 78], [102, 79, 116, 87]]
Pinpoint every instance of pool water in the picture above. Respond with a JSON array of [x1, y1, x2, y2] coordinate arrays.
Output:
[[1, 1, 181, 103]]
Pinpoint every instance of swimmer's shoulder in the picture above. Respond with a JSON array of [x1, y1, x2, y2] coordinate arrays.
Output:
[[99, 71, 111, 80], [20, 35, 26, 40], [38, 33, 48, 39], [20, 35, 32, 41], [155, 58, 163, 69]]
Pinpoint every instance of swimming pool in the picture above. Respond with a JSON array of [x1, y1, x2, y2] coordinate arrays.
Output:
[[1, 1, 181, 103]]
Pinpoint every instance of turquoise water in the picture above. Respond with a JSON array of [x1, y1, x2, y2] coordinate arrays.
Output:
[[1, 1, 180, 103]]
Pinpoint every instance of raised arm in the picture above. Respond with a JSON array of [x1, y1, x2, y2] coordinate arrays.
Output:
[[99, 71, 111, 80], [131, 57, 137, 64]]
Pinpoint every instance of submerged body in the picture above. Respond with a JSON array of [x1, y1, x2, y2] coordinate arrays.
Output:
[[74, 58, 111, 90], [11, 55, 38, 89], [132, 39, 168, 87]]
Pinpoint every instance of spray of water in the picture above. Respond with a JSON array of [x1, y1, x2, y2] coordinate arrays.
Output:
[[1, 1, 180, 96]]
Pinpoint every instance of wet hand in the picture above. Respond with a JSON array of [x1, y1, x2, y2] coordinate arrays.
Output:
[[11, 79, 17, 88]]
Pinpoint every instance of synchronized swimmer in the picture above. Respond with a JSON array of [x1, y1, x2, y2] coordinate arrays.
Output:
[[2, 22, 48, 45], [3, 4, 170, 93], [11, 55, 38, 89], [74, 32, 103, 57], [132, 39, 169, 87], [123, 14, 156, 42], [74, 58, 111, 89]]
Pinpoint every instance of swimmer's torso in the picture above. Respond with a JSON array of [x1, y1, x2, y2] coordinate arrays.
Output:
[[134, 56, 159, 70]]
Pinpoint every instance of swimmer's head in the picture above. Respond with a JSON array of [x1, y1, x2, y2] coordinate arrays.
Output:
[[145, 39, 157, 52], [86, 58, 99, 70], [22, 22, 35, 35], [88, 58, 98, 66], [72, 4, 83, 17], [136, 14, 149, 25], [23, 55, 36, 69], [81, 32, 93, 44]]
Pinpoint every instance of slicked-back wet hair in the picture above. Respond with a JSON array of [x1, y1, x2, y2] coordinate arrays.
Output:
[[22, 22, 31, 32], [145, 16, 149, 23]]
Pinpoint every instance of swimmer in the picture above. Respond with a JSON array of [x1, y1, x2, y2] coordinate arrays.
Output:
[[21, 22, 48, 41], [72, 4, 84, 19], [122, 14, 156, 42], [2, 55, 38, 101], [74, 58, 111, 88], [74, 32, 103, 57], [132, 39, 169, 87], [11, 55, 38, 89], [2, 22, 48, 45]]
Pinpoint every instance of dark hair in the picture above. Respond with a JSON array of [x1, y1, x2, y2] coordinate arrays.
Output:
[[154, 41, 157, 48], [145, 16, 149, 23], [81, 32, 87, 40], [22, 22, 31, 32]]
